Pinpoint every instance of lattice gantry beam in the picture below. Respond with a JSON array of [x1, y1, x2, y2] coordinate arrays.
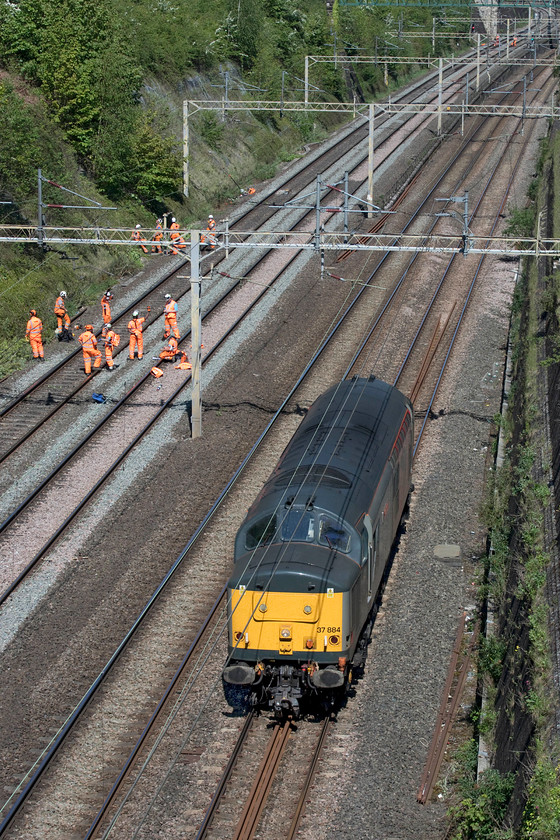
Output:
[[185, 99, 559, 119], [306, 55, 558, 68], [1, 225, 559, 258], [338, 0, 559, 8]]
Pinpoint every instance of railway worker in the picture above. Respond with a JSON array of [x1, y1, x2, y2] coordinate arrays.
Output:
[[101, 289, 113, 324], [169, 217, 186, 254], [163, 293, 180, 340], [128, 310, 145, 360], [25, 309, 44, 361], [131, 224, 148, 254], [78, 325, 102, 375], [202, 214, 217, 249], [159, 335, 186, 363], [103, 323, 120, 370], [54, 290, 71, 340], [151, 218, 163, 254]]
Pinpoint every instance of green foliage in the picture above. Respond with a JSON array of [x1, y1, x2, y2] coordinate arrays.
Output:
[[503, 206, 536, 239], [448, 740, 515, 840], [521, 752, 560, 840], [0, 82, 52, 195], [478, 635, 506, 683], [198, 113, 225, 151]]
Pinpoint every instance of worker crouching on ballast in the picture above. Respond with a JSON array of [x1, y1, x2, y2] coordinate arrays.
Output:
[[159, 335, 188, 364]]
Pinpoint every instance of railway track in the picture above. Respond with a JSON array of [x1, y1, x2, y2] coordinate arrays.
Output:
[[0, 47, 548, 840], [0, 40, 524, 467], [0, 53, 526, 605]]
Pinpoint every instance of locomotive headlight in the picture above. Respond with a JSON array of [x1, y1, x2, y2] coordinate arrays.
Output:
[[259, 604, 268, 612], [303, 605, 312, 615], [329, 635, 340, 646], [280, 626, 292, 639], [234, 632, 244, 641]]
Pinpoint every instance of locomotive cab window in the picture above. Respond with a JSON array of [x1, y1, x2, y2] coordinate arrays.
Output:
[[245, 515, 277, 549], [318, 515, 351, 552], [280, 509, 315, 542]]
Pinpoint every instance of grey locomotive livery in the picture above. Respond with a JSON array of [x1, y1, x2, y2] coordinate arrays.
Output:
[[223, 376, 414, 715]]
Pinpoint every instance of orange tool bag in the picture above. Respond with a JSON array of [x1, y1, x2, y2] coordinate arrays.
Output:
[[151, 367, 163, 378]]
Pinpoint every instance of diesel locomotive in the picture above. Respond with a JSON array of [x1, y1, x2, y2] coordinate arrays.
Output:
[[223, 376, 413, 715]]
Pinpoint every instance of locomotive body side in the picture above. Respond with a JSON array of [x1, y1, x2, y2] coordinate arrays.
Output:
[[223, 376, 413, 714]]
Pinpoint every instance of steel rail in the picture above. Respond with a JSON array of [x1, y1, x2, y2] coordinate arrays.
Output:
[[0, 58, 491, 579], [0, 225, 387, 836], [233, 720, 291, 840], [0, 71, 442, 456], [412, 77, 543, 457], [0, 62, 543, 838], [193, 711, 256, 840], [83, 586, 231, 840], [342, 64, 550, 390], [286, 716, 332, 840], [0, 240, 301, 606], [391, 78, 540, 394]]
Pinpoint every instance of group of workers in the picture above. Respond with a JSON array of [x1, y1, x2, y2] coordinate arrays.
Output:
[[26, 288, 190, 373], [131, 215, 219, 254], [24, 208, 220, 366], [25, 289, 73, 360]]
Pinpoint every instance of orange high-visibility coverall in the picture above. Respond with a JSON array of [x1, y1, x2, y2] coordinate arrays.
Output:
[[164, 299, 179, 339], [26, 315, 44, 359], [202, 218, 217, 248], [152, 222, 163, 254], [54, 295, 71, 328], [104, 329, 119, 369], [169, 221, 186, 254], [78, 329, 102, 374], [131, 229, 148, 253], [159, 336, 181, 362], [101, 294, 112, 324], [128, 316, 145, 359]]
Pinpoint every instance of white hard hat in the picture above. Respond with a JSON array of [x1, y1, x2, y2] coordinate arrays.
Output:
[[135, 224, 141, 229], [208, 214, 213, 219], [133, 310, 139, 317], [106, 323, 112, 329], [164, 293, 171, 299], [171, 217, 176, 223], [60, 290, 67, 297]]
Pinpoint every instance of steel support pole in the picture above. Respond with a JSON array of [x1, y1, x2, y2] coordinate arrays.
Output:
[[183, 101, 189, 198], [37, 168, 44, 248], [368, 104, 374, 220], [315, 175, 321, 249], [191, 231, 202, 438], [437, 58, 443, 135], [344, 171, 349, 241], [305, 55, 309, 105], [476, 34, 481, 91], [507, 19, 510, 59]]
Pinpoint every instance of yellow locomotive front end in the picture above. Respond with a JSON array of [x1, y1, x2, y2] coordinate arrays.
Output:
[[229, 586, 345, 660]]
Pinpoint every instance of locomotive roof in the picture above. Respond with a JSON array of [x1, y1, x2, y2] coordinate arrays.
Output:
[[242, 377, 411, 532]]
